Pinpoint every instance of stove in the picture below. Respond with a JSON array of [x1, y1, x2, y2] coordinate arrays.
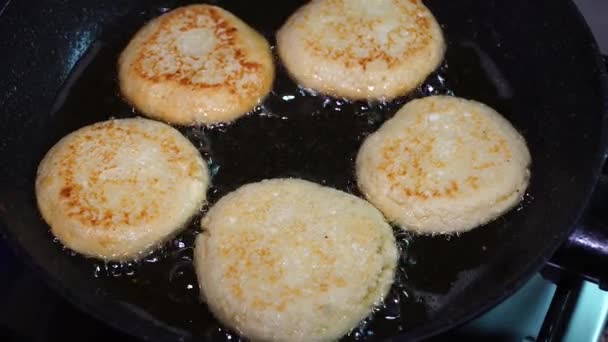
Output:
[[1, 1, 607, 342]]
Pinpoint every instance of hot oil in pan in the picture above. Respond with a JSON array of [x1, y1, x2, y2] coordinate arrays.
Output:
[[48, 1, 523, 340]]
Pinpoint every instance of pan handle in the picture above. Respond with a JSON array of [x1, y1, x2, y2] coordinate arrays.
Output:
[[536, 174, 608, 342], [546, 173, 608, 289]]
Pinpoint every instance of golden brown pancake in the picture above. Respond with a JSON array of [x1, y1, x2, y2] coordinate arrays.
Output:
[[119, 5, 274, 125], [356, 96, 531, 233], [194, 178, 398, 341], [35, 118, 209, 261], [277, 0, 445, 100]]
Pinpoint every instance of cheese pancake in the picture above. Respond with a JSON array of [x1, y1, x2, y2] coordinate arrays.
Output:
[[119, 5, 274, 125], [35, 118, 209, 261], [277, 0, 445, 100], [356, 96, 531, 233], [194, 178, 398, 342]]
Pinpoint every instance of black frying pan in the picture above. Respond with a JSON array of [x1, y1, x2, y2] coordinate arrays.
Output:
[[0, 0, 607, 340]]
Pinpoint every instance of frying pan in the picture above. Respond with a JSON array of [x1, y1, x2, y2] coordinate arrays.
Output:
[[0, 0, 607, 340]]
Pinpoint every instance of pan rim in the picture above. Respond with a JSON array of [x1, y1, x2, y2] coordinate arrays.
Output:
[[0, 0, 607, 340]]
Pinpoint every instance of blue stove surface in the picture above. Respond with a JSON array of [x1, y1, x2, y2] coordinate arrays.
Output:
[[455, 276, 608, 342]]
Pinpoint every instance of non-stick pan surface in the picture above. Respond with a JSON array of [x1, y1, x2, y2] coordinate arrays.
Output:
[[0, 0, 606, 340]]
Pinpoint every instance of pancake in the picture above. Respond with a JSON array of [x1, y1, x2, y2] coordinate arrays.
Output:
[[276, 0, 445, 100], [356, 96, 531, 233], [35, 118, 209, 261], [118, 4, 274, 125], [194, 178, 398, 342]]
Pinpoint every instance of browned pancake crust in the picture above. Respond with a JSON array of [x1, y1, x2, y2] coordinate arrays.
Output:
[[119, 5, 274, 125]]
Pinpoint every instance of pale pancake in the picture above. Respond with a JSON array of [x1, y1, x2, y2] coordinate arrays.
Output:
[[35, 118, 209, 261], [277, 0, 445, 100], [119, 5, 274, 125], [194, 178, 398, 342], [356, 96, 531, 233]]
